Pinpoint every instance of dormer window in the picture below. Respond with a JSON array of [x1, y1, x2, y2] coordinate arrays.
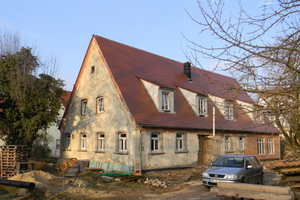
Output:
[[224, 100, 234, 120], [162, 91, 170, 112], [254, 106, 263, 123], [198, 97, 207, 117]]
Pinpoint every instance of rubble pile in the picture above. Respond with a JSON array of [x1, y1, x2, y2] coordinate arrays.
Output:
[[144, 178, 168, 188]]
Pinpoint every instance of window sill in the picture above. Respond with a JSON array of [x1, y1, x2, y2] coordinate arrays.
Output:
[[115, 151, 129, 155], [225, 150, 235, 153], [78, 150, 87, 152], [96, 111, 105, 115], [95, 150, 105, 153], [175, 150, 189, 154], [149, 151, 165, 155], [64, 149, 71, 151]]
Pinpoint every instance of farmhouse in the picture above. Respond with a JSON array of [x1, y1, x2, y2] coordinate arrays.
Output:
[[59, 35, 280, 172]]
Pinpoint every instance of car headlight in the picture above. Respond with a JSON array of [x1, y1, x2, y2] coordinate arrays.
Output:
[[202, 172, 209, 177], [224, 174, 237, 179]]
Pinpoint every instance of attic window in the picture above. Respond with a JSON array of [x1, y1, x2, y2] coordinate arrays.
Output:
[[224, 100, 234, 120], [91, 66, 95, 74], [197, 97, 207, 117]]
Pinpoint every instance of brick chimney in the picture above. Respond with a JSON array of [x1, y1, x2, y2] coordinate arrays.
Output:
[[184, 62, 192, 81]]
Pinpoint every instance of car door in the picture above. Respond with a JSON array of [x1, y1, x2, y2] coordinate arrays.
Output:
[[244, 157, 256, 183], [250, 156, 263, 183]]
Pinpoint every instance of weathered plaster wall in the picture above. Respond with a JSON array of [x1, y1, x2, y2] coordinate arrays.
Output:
[[62, 39, 136, 167], [178, 88, 197, 115], [208, 94, 226, 117], [141, 80, 159, 110], [236, 100, 254, 121]]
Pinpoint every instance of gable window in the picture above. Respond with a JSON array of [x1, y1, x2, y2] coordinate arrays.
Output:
[[65, 134, 70, 150], [97, 97, 104, 113], [98, 134, 105, 151], [257, 138, 265, 155], [267, 138, 274, 154], [119, 133, 127, 152], [224, 101, 234, 120], [82, 99, 88, 115], [239, 137, 245, 151], [81, 134, 87, 150], [198, 97, 207, 117], [161, 91, 170, 112], [151, 133, 159, 152], [91, 66, 95, 74], [225, 136, 231, 151]]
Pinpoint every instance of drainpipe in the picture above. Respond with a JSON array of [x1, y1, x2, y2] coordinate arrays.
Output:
[[139, 125, 143, 173]]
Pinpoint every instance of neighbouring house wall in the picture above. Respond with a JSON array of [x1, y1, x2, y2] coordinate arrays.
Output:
[[62, 40, 136, 168], [204, 133, 280, 163]]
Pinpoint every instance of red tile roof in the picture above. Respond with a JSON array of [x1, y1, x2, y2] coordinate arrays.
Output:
[[64, 35, 279, 134], [60, 91, 72, 108]]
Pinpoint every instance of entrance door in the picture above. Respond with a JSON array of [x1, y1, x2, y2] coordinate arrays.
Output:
[[198, 135, 204, 165]]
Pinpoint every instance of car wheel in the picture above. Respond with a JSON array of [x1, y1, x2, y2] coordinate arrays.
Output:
[[259, 173, 264, 185]]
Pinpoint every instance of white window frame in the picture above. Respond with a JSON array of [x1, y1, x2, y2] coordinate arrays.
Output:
[[56, 139, 60, 149], [225, 136, 231, 151], [65, 134, 70, 150], [239, 137, 245, 151], [119, 133, 127, 152], [151, 133, 159, 152], [161, 91, 170, 112], [257, 138, 265, 155], [225, 101, 234, 120], [82, 99, 88, 115], [98, 133, 105, 151], [198, 97, 207, 117], [254, 106, 263, 123], [176, 133, 183, 151], [81, 134, 87, 150], [97, 97, 104, 113], [267, 138, 274, 154]]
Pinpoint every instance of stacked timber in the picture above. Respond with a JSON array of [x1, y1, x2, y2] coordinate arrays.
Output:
[[272, 157, 300, 175], [0, 145, 28, 179]]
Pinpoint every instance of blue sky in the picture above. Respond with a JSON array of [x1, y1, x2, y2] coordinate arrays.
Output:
[[0, 0, 269, 91]]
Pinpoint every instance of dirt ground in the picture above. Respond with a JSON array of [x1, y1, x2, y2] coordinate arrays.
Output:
[[0, 160, 284, 199]]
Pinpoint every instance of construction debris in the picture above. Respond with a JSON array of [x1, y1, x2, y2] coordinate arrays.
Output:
[[144, 178, 168, 188]]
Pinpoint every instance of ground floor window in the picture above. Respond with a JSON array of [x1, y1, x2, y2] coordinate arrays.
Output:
[[267, 138, 274, 154], [56, 139, 60, 149], [81, 134, 87, 150], [119, 133, 127, 152], [151, 133, 159, 152], [225, 136, 231, 151], [98, 134, 105, 151], [257, 138, 264, 155], [65, 134, 70, 149], [239, 137, 245, 151]]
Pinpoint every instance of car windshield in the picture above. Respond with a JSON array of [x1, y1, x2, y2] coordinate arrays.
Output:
[[212, 156, 244, 168]]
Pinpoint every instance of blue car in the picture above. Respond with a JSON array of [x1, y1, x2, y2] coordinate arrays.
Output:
[[202, 155, 264, 187]]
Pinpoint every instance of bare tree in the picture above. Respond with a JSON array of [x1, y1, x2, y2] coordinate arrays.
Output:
[[184, 0, 300, 155]]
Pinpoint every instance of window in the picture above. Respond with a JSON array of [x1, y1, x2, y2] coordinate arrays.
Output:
[[82, 99, 88, 115], [65, 134, 70, 149], [267, 138, 274, 154], [119, 133, 127, 152], [97, 97, 104, 113], [257, 138, 265, 155], [43, 140, 48, 149], [225, 136, 231, 151], [254, 106, 263, 123], [239, 137, 245, 151], [151, 133, 159, 152], [224, 101, 234, 120], [161, 91, 170, 112], [198, 97, 207, 117], [56, 139, 60, 149], [81, 134, 87, 150], [176, 134, 183, 150], [91, 66, 95, 74], [98, 134, 105, 151]]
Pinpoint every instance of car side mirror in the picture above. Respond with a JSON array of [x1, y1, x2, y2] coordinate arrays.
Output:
[[246, 165, 253, 169]]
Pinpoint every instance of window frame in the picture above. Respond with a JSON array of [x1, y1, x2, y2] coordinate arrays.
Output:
[[56, 139, 60, 150], [224, 100, 234, 120], [239, 137, 245, 151], [175, 133, 189, 153], [149, 131, 165, 155], [81, 134, 87, 150], [254, 106, 263, 123], [161, 91, 170, 112], [197, 96, 207, 117], [119, 133, 127, 152], [267, 138, 274, 154], [98, 133, 105, 151], [96, 96, 104, 113], [257, 138, 265, 155], [81, 99, 88, 115], [225, 136, 231, 151], [151, 133, 159, 152]]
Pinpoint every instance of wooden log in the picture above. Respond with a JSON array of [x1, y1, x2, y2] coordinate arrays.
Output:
[[217, 182, 291, 195], [283, 176, 300, 182], [279, 167, 300, 174], [272, 161, 300, 169], [211, 187, 294, 200]]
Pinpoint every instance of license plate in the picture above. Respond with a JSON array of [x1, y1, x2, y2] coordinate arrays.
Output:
[[210, 179, 221, 183]]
